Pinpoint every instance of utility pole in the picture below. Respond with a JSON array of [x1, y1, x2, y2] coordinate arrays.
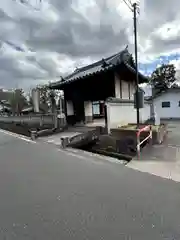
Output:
[[133, 2, 140, 127], [122, 0, 140, 127]]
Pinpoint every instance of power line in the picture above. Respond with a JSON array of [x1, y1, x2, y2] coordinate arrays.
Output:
[[126, 0, 133, 7], [121, 0, 140, 15], [121, 0, 133, 11]]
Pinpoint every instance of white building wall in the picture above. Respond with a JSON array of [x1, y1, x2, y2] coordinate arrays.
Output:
[[130, 82, 135, 100], [153, 92, 180, 119], [139, 103, 151, 122], [114, 73, 135, 99], [121, 80, 129, 99], [114, 74, 121, 98], [66, 101, 74, 116], [106, 101, 150, 133]]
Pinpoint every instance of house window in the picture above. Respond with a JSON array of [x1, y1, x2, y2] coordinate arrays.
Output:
[[92, 101, 105, 118], [162, 101, 170, 108]]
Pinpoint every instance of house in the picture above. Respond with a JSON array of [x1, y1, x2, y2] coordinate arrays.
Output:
[[152, 87, 180, 119], [49, 47, 148, 126]]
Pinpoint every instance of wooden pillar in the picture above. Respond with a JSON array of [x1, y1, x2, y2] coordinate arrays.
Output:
[[84, 101, 93, 123], [104, 103, 108, 134]]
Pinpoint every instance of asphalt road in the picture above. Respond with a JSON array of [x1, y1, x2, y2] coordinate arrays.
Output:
[[0, 130, 180, 239]]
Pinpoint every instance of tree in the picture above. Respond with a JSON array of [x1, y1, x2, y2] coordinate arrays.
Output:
[[151, 64, 176, 91], [49, 90, 56, 113], [27, 93, 33, 105], [8, 89, 28, 115], [171, 82, 180, 88], [35, 85, 58, 113]]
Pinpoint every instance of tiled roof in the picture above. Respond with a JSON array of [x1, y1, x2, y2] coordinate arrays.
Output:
[[50, 48, 148, 89], [150, 87, 180, 100]]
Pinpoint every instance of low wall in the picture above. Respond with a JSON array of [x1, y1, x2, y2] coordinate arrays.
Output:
[[106, 98, 151, 133], [0, 114, 67, 137], [0, 114, 66, 127], [140, 103, 151, 122]]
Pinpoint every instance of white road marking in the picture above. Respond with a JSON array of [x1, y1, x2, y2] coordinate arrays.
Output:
[[57, 147, 125, 165], [47, 139, 55, 143], [65, 147, 125, 164], [0, 128, 36, 144]]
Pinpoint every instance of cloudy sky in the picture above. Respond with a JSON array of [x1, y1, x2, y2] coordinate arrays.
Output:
[[0, 0, 180, 91]]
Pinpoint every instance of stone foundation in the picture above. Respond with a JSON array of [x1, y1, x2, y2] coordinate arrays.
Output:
[[111, 124, 168, 145]]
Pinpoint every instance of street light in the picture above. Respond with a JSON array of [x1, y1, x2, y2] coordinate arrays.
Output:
[[122, 0, 140, 127]]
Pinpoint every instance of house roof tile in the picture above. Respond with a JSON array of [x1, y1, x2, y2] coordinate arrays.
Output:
[[50, 48, 148, 89]]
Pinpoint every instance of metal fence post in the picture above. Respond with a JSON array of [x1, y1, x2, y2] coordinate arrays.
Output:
[[136, 132, 140, 159], [54, 113, 57, 129], [40, 116, 43, 127]]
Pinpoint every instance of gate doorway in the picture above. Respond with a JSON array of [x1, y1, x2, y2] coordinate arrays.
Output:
[[73, 94, 85, 124]]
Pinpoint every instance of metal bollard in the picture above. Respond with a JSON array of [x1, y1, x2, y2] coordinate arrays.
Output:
[[31, 130, 37, 140], [61, 137, 69, 148]]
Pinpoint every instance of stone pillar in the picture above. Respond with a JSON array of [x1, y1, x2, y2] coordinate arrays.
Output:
[[104, 103, 108, 134], [32, 88, 40, 113], [57, 97, 66, 127], [105, 102, 111, 134], [84, 101, 93, 123]]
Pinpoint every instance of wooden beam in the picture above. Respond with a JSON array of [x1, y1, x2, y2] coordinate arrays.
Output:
[[120, 78, 122, 99], [128, 81, 131, 99]]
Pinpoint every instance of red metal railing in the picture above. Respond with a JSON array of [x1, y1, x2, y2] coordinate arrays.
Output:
[[136, 125, 152, 158]]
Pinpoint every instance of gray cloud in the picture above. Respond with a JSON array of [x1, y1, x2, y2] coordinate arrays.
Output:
[[26, 1, 128, 57], [138, 0, 180, 55], [0, 0, 180, 89]]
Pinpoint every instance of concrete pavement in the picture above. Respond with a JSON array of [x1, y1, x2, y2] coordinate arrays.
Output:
[[128, 121, 180, 182], [0, 130, 180, 239]]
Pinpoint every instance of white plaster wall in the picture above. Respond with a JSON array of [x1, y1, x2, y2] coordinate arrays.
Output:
[[130, 82, 135, 100], [114, 73, 135, 99], [84, 101, 93, 116], [114, 74, 120, 98], [121, 80, 129, 99], [106, 101, 150, 132], [108, 102, 136, 130], [153, 92, 180, 119], [66, 101, 74, 116], [139, 103, 151, 122]]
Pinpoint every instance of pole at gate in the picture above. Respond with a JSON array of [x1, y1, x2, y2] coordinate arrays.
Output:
[[121, 0, 140, 128], [133, 2, 140, 128]]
